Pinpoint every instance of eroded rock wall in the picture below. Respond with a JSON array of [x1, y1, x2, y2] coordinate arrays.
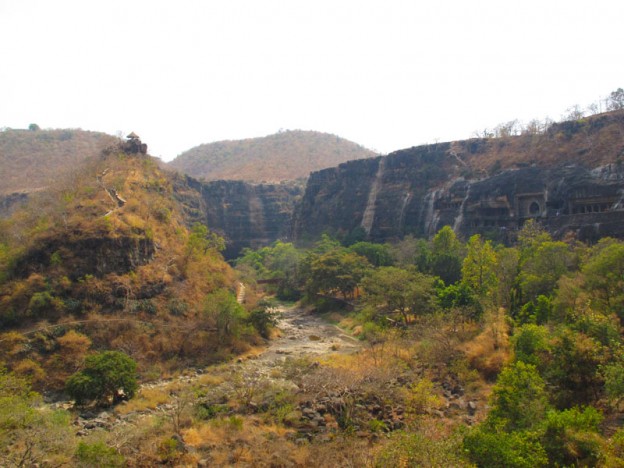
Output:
[[188, 179, 303, 258], [292, 145, 624, 245]]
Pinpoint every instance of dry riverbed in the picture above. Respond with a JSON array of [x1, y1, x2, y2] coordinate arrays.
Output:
[[65, 304, 362, 435]]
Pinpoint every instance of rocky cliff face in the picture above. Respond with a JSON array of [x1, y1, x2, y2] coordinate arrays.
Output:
[[292, 145, 624, 245], [441, 163, 624, 243], [292, 144, 457, 243], [14, 235, 155, 280], [177, 177, 303, 258]]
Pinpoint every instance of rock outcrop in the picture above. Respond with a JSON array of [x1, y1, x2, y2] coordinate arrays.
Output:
[[177, 177, 303, 258], [13, 235, 155, 280]]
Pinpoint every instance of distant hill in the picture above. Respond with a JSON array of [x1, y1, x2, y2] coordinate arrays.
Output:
[[0, 128, 118, 195], [168, 130, 378, 182]]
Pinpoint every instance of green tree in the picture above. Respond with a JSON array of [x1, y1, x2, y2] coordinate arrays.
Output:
[[464, 427, 547, 468], [185, 222, 225, 259], [512, 324, 550, 369], [237, 241, 303, 299], [493, 246, 519, 308], [305, 248, 370, 300], [604, 359, 624, 408], [362, 266, 437, 325], [348, 241, 393, 267], [487, 361, 549, 432], [262, 241, 302, 299], [436, 282, 482, 321], [461, 234, 498, 297], [65, 351, 138, 406], [430, 226, 463, 285], [582, 239, 624, 317], [247, 301, 279, 339], [540, 407, 603, 467], [203, 290, 247, 342], [517, 220, 551, 258], [518, 240, 574, 303], [516, 295, 552, 325], [546, 329, 606, 408]]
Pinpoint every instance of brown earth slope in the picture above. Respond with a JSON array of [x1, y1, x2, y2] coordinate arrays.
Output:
[[0, 128, 118, 195]]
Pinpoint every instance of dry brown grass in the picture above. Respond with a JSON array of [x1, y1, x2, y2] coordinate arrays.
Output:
[[181, 417, 305, 466], [114, 388, 170, 415], [461, 110, 624, 174], [461, 308, 511, 380]]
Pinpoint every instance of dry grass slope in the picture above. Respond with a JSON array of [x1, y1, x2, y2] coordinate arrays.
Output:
[[0, 128, 118, 194], [169, 130, 378, 183]]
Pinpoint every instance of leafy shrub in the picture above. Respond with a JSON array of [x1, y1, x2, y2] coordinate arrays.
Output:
[[65, 351, 138, 406], [541, 407, 603, 466], [75, 441, 124, 467], [512, 324, 550, 369], [603, 360, 624, 406], [195, 403, 229, 420], [464, 427, 547, 467], [516, 295, 552, 325], [379, 428, 470, 467], [487, 361, 548, 432], [437, 282, 483, 321], [247, 306, 278, 339], [368, 418, 387, 433]]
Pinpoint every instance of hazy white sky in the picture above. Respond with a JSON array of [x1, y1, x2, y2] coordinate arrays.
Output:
[[1, 0, 623, 161]]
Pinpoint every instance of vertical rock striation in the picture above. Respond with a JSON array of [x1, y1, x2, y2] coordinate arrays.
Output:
[[179, 178, 303, 259]]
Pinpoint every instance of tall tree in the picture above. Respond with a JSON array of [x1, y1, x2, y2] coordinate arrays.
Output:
[[306, 249, 370, 300], [430, 226, 463, 285], [462, 234, 498, 297], [362, 267, 437, 325]]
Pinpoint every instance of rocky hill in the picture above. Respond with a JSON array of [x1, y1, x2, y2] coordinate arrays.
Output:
[[168, 130, 377, 183], [0, 136, 264, 386]]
